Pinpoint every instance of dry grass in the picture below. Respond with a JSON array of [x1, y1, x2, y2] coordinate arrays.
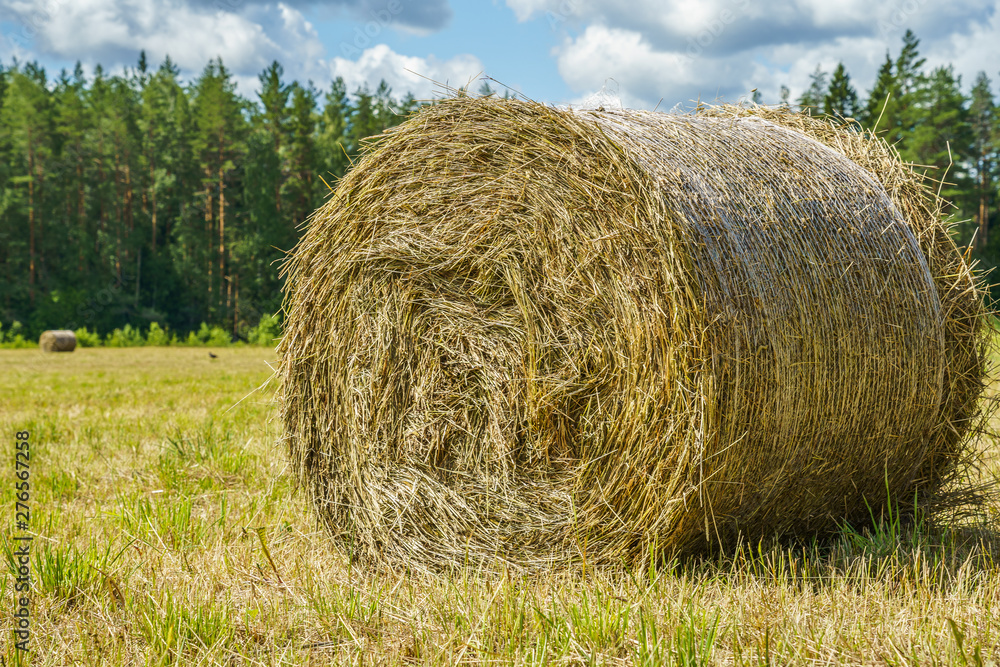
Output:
[[1, 346, 999, 665], [278, 97, 989, 573]]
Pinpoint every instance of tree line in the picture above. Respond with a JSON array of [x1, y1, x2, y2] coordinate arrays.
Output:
[[1, 30, 998, 341], [791, 31, 996, 260], [0, 53, 418, 340]]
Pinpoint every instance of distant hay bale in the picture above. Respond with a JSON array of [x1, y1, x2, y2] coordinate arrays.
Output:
[[39, 330, 77, 352], [278, 97, 988, 572]]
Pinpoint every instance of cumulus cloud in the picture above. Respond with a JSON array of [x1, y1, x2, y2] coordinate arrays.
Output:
[[0, 0, 476, 103], [555, 26, 699, 108], [328, 43, 482, 98], [509, 0, 1000, 108], [1, 0, 290, 75], [187, 0, 452, 31]]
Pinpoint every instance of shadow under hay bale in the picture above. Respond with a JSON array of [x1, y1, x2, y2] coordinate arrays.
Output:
[[278, 97, 988, 573], [39, 330, 77, 352]]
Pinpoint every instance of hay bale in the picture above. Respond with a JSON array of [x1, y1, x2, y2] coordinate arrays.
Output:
[[278, 98, 987, 571], [39, 330, 77, 352]]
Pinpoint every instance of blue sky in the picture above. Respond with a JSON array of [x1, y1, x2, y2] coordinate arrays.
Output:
[[1, 0, 997, 109], [301, 0, 576, 100]]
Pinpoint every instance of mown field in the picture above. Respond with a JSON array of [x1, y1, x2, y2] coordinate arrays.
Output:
[[2, 346, 999, 666]]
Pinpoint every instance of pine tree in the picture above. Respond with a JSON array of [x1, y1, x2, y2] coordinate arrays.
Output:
[[0, 63, 7, 113], [53, 62, 91, 279], [190, 58, 247, 327], [87, 65, 113, 281], [891, 30, 928, 148], [285, 81, 320, 228], [0, 62, 11, 316], [398, 92, 420, 115], [256, 61, 290, 218], [373, 79, 395, 133], [798, 65, 828, 113], [968, 72, 995, 248], [140, 57, 188, 255], [823, 62, 859, 119], [318, 76, 350, 182], [85, 64, 144, 296], [894, 30, 926, 98], [108, 73, 142, 301], [349, 84, 375, 155], [900, 66, 970, 209], [779, 85, 790, 107], [0, 64, 53, 307], [237, 125, 285, 330], [863, 53, 896, 132], [140, 57, 196, 325]]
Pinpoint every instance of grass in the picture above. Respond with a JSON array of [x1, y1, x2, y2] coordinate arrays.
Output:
[[1, 346, 998, 665]]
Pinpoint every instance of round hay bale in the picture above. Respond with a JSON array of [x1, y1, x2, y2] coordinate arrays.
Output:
[[39, 330, 77, 353], [278, 98, 987, 571]]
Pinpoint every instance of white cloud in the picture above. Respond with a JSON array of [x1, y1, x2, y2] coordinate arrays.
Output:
[[1, 0, 289, 76], [930, 8, 1000, 87], [519, 0, 1000, 108], [0, 0, 481, 103], [329, 43, 482, 99], [556, 25, 702, 109], [219, 0, 453, 32]]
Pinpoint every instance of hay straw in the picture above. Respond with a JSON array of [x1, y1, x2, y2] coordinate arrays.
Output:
[[277, 98, 988, 572], [39, 330, 77, 352]]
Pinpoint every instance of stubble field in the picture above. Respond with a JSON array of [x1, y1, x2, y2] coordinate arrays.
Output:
[[2, 346, 999, 665]]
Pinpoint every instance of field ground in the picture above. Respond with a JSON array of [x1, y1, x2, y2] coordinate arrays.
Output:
[[1, 347, 999, 665]]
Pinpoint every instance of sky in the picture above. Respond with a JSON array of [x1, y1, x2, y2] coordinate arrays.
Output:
[[0, 0, 997, 110]]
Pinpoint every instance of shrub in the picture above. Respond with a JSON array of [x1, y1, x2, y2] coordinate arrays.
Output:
[[146, 322, 171, 346], [206, 326, 232, 347], [247, 313, 282, 346], [73, 327, 102, 348], [185, 322, 232, 347], [0, 321, 33, 349], [105, 324, 145, 347]]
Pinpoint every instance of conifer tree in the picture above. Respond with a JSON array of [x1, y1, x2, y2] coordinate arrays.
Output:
[[895, 30, 926, 98], [53, 63, 90, 278], [350, 84, 375, 155], [890, 30, 928, 147], [318, 77, 350, 182], [823, 62, 859, 119], [863, 53, 896, 132], [797, 65, 828, 113], [190, 58, 247, 326], [968, 72, 995, 247], [256, 61, 290, 217], [0, 64, 53, 306], [900, 66, 968, 175], [286, 81, 320, 228]]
